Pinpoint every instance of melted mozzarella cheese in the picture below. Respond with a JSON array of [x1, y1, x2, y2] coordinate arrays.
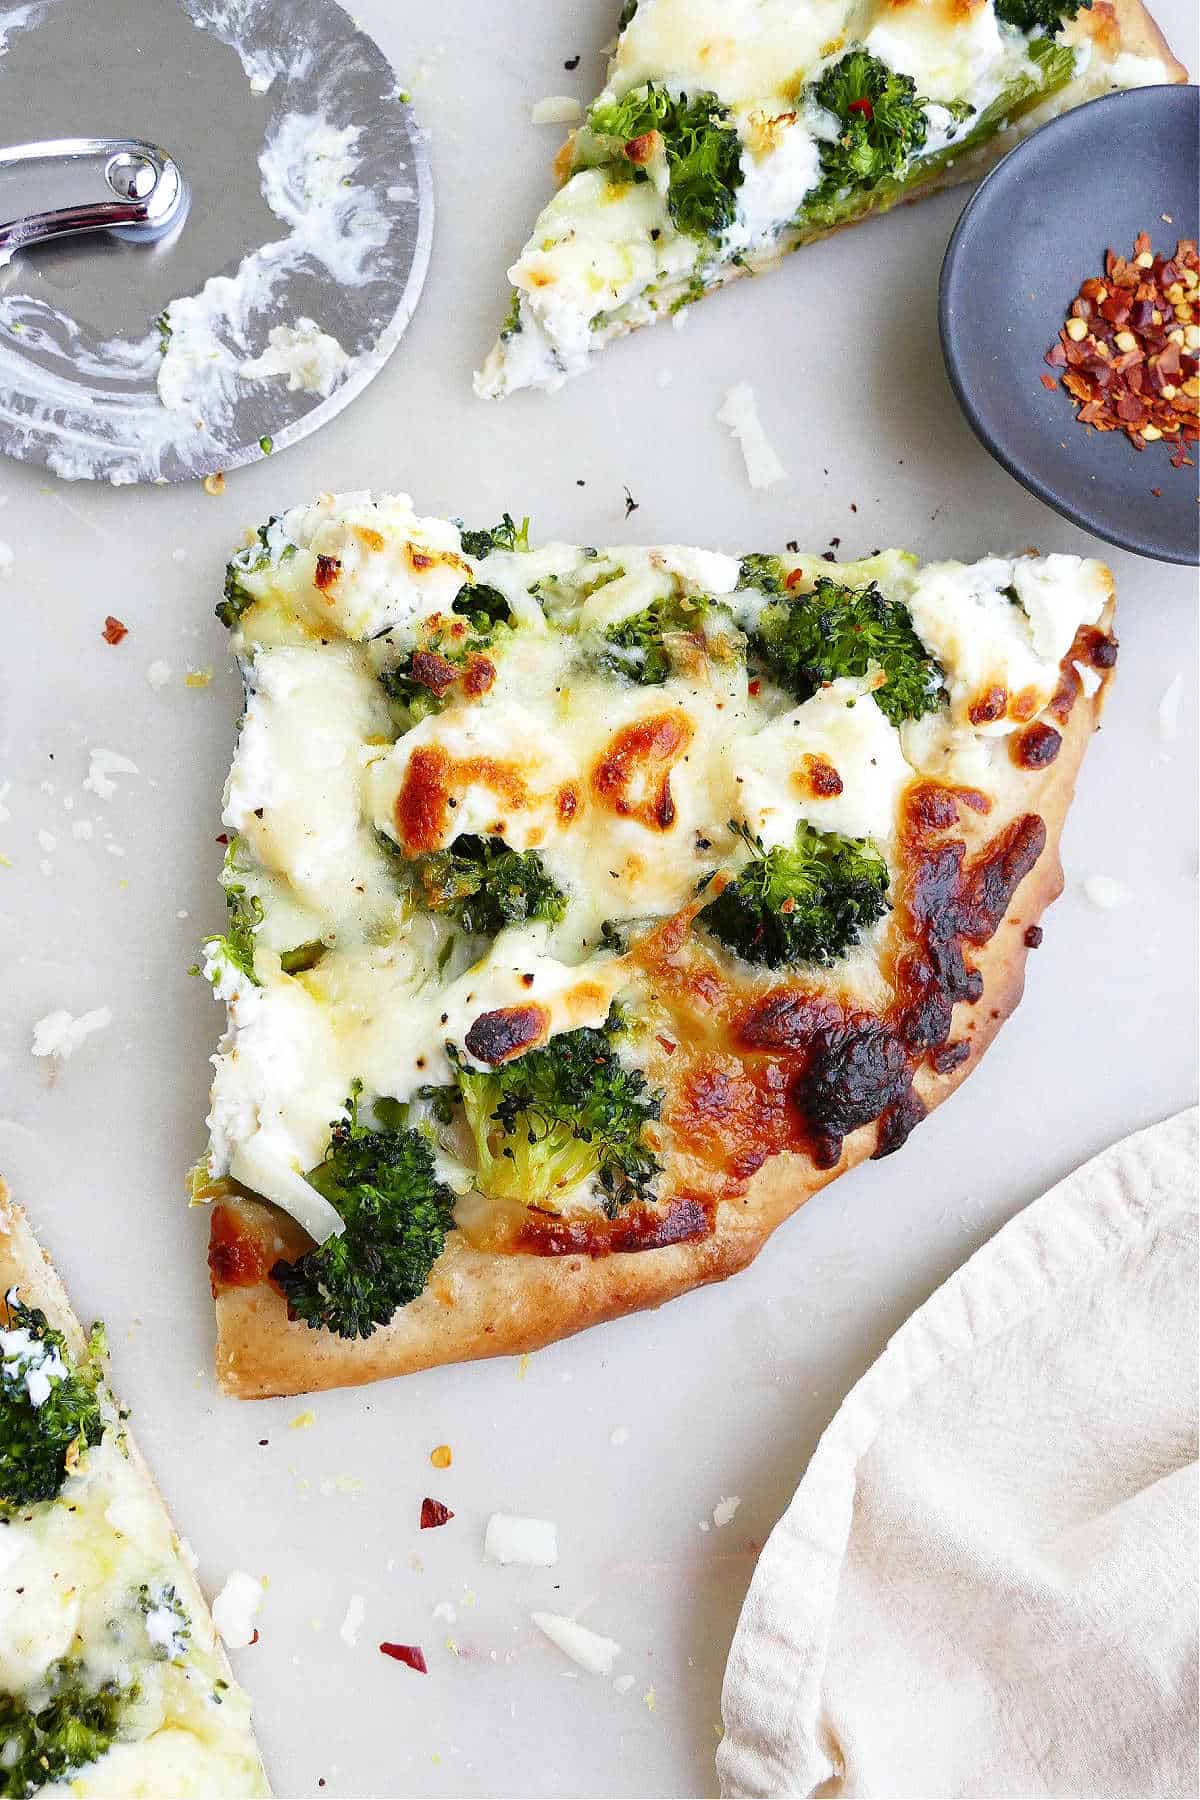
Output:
[[733, 679, 913, 846], [864, 0, 1011, 104], [611, 0, 849, 105], [907, 555, 1107, 734], [273, 491, 470, 642], [224, 641, 398, 942]]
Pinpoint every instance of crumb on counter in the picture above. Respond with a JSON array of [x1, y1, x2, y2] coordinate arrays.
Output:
[[717, 383, 787, 489], [31, 1006, 112, 1059]]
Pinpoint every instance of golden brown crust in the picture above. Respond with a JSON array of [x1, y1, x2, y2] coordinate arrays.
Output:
[[0, 1182, 268, 1788], [213, 588, 1116, 1399]]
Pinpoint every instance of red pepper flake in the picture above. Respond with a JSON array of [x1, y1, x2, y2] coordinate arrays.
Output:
[[1039, 374, 1058, 391], [847, 97, 873, 118], [784, 567, 805, 590], [380, 1642, 428, 1673], [1045, 233, 1199, 459], [214, 833, 230, 845], [420, 1497, 454, 1530], [747, 678, 761, 696], [102, 615, 128, 644]]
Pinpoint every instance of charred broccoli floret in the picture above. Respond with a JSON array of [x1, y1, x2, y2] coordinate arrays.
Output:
[[994, 0, 1090, 32], [700, 820, 890, 968], [271, 1084, 455, 1340], [447, 1011, 662, 1215], [458, 514, 530, 558], [600, 593, 725, 684], [750, 576, 944, 726], [1, 1297, 105, 1512], [403, 834, 567, 937], [587, 84, 743, 241]]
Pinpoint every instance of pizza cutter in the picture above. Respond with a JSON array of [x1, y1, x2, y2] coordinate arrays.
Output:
[[0, 0, 433, 483]]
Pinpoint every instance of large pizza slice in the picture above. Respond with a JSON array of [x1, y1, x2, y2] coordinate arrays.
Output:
[[197, 494, 1116, 1398], [0, 1187, 267, 1797], [476, 0, 1186, 397]]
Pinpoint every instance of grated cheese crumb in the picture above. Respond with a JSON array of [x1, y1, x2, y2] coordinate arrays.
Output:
[[31, 1007, 112, 1059], [712, 1495, 741, 1528], [531, 95, 583, 125], [184, 667, 213, 689], [717, 383, 786, 489], [0, 542, 13, 577], [147, 660, 172, 689], [83, 748, 138, 800], [289, 1410, 316, 1431], [613, 1673, 635, 1695], [212, 1570, 264, 1649], [610, 1425, 630, 1447]]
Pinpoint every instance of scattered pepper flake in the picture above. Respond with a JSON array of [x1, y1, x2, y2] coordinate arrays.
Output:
[[1042, 233, 1199, 462], [420, 1498, 454, 1530], [623, 484, 639, 518], [380, 1642, 428, 1673], [203, 471, 226, 495], [430, 1443, 452, 1469], [102, 615, 128, 644]]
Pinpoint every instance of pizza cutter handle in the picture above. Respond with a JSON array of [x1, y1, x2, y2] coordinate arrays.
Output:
[[0, 137, 187, 255]]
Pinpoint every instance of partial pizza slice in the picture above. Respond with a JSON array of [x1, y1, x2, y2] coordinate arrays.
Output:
[[196, 494, 1116, 1398], [475, 0, 1186, 397], [0, 1187, 268, 1798]]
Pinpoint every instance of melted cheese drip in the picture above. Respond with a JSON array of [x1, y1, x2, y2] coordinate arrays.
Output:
[[611, 0, 852, 105]]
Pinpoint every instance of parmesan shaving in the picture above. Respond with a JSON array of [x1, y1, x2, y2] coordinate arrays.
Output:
[[484, 1514, 559, 1567], [1158, 673, 1182, 743], [531, 1611, 622, 1674], [713, 1495, 742, 1528], [83, 748, 139, 800], [717, 383, 786, 489]]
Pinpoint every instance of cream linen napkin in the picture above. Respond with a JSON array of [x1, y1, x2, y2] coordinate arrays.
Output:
[[718, 1108, 1199, 1800]]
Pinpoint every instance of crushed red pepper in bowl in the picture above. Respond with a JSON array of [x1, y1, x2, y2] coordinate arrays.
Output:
[[1044, 233, 1198, 466]]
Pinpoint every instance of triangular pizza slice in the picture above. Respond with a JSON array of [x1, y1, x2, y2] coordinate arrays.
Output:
[[198, 495, 1116, 1398], [476, 0, 1185, 397], [0, 1187, 267, 1796]]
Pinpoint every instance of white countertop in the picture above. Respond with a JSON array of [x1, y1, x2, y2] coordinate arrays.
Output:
[[0, 5, 1196, 1796]]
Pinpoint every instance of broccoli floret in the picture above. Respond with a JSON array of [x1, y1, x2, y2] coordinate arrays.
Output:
[[587, 84, 743, 241], [499, 288, 523, 341], [1, 1296, 106, 1513], [0, 1661, 135, 1799], [447, 1012, 662, 1216], [737, 553, 789, 596], [378, 608, 507, 731], [809, 50, 967, 202], [751, 576, 944, 727], [452, 583, 511, 632], [271, 1084, 455, 1340], [994, 0, 1090, 32], [217, 516, 295, 629], [601, 593, 721, 684], [459, 514, 531, 558], [700, 820, 890, 969], [198, 838, 264, 986], [403, 834, 567, 937]]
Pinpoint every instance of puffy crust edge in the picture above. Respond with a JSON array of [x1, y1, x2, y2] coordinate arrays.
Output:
[[213, 591, 1115, 1399]]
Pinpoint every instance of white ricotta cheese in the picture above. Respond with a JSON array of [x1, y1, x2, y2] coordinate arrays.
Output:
[[734, 679, 912, 846], [240, 317, 350, 398], [31, 1006, 113, 1059], [211, 1571, 264, 1651]]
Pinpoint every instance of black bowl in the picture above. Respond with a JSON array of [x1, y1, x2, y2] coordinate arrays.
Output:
[[940, 84, 1199, 565]]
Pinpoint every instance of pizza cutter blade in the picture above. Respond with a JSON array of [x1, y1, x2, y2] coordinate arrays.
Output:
[[0, 0, 433, 483]]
